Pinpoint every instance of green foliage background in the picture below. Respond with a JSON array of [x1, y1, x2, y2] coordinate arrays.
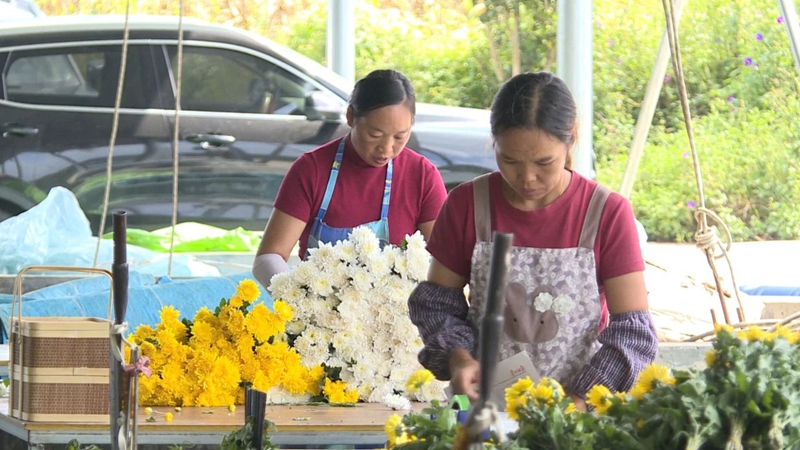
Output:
[[38, 0, 800, 241]]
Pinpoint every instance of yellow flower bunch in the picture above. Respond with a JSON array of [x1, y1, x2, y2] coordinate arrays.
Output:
[[322, 378, 360, 404], [131, 279, 325, 407], [504, 376, 566, 420]]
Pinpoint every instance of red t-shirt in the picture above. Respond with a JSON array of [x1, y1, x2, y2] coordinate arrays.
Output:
[[274, 136, 447, 259], [428, 171, 644, 290]]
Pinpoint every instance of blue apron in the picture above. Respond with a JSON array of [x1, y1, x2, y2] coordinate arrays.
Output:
[[306, 137, 392, 256]]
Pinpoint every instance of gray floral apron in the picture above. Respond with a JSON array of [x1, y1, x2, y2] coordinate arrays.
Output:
[[467, 174, 611, 387]]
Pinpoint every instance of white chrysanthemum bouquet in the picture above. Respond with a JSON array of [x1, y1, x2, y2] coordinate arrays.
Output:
[[269, 227, 446, 403]]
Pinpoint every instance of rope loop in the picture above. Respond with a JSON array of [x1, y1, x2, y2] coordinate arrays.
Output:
[[694, 207, 733, 258]]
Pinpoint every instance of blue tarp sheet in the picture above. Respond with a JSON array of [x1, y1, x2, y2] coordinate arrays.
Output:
[[0, 271, 272, 342], [740, 285, 800, 297]]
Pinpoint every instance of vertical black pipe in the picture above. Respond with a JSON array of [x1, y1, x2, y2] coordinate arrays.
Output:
[[476, 232, 513, 411], [111, 211, 129, 450]]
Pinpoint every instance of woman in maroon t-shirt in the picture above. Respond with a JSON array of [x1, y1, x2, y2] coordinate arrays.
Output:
[[408, 72, 658, 412], [252, 70, 446, 288]]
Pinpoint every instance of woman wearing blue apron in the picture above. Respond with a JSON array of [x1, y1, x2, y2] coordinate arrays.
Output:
[[252, 69, 447, 289], [409, 72, 658, 412]]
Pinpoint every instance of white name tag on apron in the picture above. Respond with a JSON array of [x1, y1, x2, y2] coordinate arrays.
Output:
[[490, 351, 540, 410]]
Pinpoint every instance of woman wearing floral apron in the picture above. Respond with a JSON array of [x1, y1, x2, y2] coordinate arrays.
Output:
[[252, 70, 447, 288], [409, 72, 657, 410]]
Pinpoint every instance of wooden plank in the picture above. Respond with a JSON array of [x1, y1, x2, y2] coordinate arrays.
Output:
[[0, 397, 426, 432]]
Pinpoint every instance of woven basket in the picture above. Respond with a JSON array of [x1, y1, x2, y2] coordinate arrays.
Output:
[[9, 267, 113, 423]]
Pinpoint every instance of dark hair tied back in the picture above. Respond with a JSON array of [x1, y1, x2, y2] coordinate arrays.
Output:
[[490, 72, 577, 147], [349, 69, 416, 118]]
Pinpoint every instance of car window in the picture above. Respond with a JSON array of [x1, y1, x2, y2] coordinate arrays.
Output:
[[167, 46, 317, 116], [5, 46, 149, 108]]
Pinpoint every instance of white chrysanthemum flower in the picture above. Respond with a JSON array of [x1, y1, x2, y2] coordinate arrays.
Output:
[[367, 383, 395, 403], [552, 294, 573, 314], [268, 272, 293, 298], [308, 242, 337, 266], [404, 231, 426, 251], [366, 253, 392, 278], [302, 345, 330, 368], [393, 255, 409, 278], [268, 386, 311, 405], [381, 393, 411, 411], [533, 292, 554, 312], [310, 274, 334, 297], [293, 261, 316, 286], [329, 262, 349, 287], [285, 320, 306, 335], [336, 240, 358, 263], [349, 267, 376, 292], [406, 253, 431, 281]]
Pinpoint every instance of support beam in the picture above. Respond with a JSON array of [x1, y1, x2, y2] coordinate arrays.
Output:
[[778, 0, 800, 76], [557, 0, 594, 179], [619, 0, 688, 199], [327, 0, 356, 84]]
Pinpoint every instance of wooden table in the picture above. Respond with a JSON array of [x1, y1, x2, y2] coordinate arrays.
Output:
[[0, 397, 424, 449]]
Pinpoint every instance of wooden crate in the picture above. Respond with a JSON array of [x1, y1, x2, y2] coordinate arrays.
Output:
[[10, 317, 111, 423]]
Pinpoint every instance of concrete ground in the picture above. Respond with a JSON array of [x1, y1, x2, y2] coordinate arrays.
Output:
[[642, 240, 800, 342]]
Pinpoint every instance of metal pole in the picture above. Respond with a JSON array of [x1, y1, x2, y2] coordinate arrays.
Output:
[[619, 0, 688, 199], [327, 0, 356, 84], [557, 0, 595, 179], [110, 211, 129, 450], [778, 0, 800, 75]]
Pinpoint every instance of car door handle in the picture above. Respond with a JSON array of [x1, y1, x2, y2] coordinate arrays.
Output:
[[3, 123, 39, 138], [185, 133, 236, 147]]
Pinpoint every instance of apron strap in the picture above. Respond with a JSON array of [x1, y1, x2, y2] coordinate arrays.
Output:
[[578, 184, 611, 249], [472, 173, 493, 242], [380, 159, 393, 219], [316, 136, 347, 223]]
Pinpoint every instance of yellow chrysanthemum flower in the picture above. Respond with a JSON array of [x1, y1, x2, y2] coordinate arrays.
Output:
[[705, 350, 717, 368], [629, 383, 648, 401], [228, 405, 236, 413], [323, 378, 359, 404], [531, 382, 555, 406], [134, 324, 155, 342], [586, 385, 613, 415], [229, 294, 244, 308], [159, 306, 181, 325], [539, 377, 565, 402], [385, 414, 403, 446], [714, 323, 734, 334], [273, 301, 294, 322], [774, 325, 800, 344], [194, 307, 215, 323], [245, 304, 282, 343], [504, 377, 534, 419], [165, 412, 173, 422], [637, 419, 646, 429], [737, 325, 773, 342], [406, 369, 435, 394], [636, 364, 676, 390], [305, 365, 325, 396], [236, 279, 261, 303], [565, 402, 577, 414]]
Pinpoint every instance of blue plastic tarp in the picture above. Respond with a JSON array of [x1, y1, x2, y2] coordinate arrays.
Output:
[[0, 271, 272, 342]]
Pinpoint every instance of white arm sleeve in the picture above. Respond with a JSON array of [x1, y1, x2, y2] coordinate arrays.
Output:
[[252, 253, 291, 289]]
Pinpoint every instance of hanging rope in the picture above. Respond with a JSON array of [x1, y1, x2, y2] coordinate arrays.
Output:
[[167, 0, 185, 277], [661, 0, 746, 326], [93, 0, 132, 267]]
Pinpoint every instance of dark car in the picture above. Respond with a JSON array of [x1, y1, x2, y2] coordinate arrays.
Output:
[[0, 15, 496, 233]]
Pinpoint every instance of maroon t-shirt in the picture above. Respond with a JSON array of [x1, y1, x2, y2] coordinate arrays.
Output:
[[274, 136, 447, 259], [428, 171, 644, 291]]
